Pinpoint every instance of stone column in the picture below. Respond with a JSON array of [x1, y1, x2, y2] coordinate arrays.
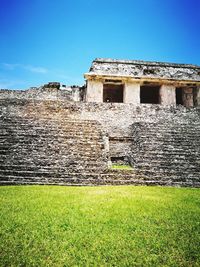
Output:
[[123, 81, 140, 104], [182, 88, 194, 107], [160, 85, 176, 105], [86, 79, 103, 102]]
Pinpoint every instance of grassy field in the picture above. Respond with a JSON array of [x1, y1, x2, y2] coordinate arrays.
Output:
[[0, 186, 200, 267]]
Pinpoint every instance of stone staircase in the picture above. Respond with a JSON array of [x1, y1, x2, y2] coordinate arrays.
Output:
[[0, 98, 200, 187], [0, 115, 109, 185], [131, 113, 200, 187]]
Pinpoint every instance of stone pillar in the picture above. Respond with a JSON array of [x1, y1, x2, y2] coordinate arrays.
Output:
[[86, 79, 103, 102], [124, 81, 140, 104], [72, 87, 81, 102], [160, 85, 176, 105], [182, 88, 194, 107]]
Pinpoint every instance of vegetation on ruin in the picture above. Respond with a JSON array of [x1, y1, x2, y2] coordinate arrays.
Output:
[[110, 164, 133, 170], [0, 185, 200, 266]]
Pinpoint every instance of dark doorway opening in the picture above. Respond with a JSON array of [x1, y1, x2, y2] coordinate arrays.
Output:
[[103, 84, 123, 103], [140, 85, 160, 104], [193, 87, 198, 106], [176, 88, 183, 105], [111, 156, 125, 163]]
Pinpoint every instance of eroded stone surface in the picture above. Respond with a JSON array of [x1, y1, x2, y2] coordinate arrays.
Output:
[[0, 58, 200, 187], [0, 99, 199, 187], [0, 83, 84, 102], [86, 58, 200, 81]]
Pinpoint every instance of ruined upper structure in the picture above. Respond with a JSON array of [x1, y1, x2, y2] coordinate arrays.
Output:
[[1, 58, 200, 107], [0, 82, 84, 102], [85, 58, 200, 107]]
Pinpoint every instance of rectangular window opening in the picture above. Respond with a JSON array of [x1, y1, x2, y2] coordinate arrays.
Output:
[[176, 88, 183, 105], [140, 85, 160, 104], [103, 84, 124, 103]]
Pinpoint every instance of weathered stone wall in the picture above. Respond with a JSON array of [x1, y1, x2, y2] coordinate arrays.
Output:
[[0, 86, 82, 102], [0, 99, 200, 186], [86, 80, 103, 102], [123, 81, 140, 104], [160, 85, 176, 105], [1, 99, 198, 159]]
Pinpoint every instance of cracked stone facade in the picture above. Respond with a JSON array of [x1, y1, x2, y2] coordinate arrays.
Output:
[[86, 58, 200, 81]]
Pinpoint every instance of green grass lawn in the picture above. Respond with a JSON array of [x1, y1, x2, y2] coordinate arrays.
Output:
[[0, 186, 200, 267]]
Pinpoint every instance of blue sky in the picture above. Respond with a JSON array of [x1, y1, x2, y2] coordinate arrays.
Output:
[[0, 0, 200, 89]]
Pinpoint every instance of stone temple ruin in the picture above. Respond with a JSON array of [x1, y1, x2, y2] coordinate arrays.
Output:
[[0, 58, 200, 187]]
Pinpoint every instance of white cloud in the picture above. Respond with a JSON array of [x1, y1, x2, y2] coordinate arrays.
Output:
[[0, 63, 84, 88], [1, 63, 48, 74], [23, 65, 48, 74], [2, 63, 18, 70]]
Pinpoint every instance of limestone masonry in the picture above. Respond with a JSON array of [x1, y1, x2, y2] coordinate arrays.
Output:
[[0, 58, 200, 187]]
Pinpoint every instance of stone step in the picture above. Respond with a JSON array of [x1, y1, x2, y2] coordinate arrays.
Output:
[[132, 157, 200, 163], [134, 163, 200, 170], [0, 166, 106, 173], [136, 138, 200, 143], [134, 158, 200, 165], [0, 118, 99, 123], [136, 133, 200, 138], [133, 148, 199, 155], [0, 132, 102, 139], [0, 164, 107, 173], [137, 127, 200, 132], [1, 176, 199, 187], [0, 162, 106, 168], [0, 146, 104, 153], [0, 120, 101, 126], [134, 168, 200, 177]]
